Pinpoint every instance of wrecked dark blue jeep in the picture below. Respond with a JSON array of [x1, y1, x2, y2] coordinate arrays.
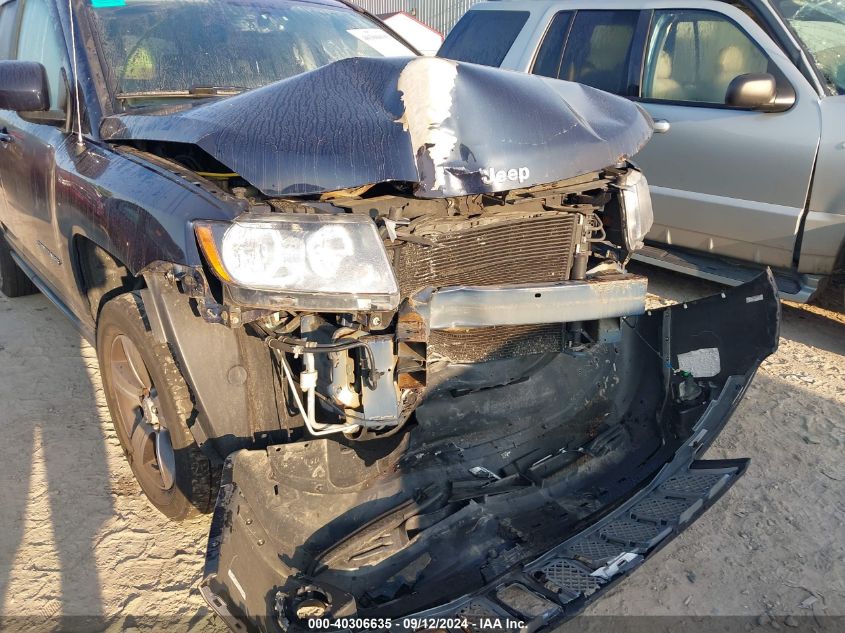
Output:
[[0, 0, 778, 631]]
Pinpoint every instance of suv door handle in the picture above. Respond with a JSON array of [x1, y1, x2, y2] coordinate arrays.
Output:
[[653, 119, 671, 134]]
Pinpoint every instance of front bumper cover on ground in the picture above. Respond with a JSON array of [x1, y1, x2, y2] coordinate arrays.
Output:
[[200, 273, 780, 633], [203, 458, 747, 633]]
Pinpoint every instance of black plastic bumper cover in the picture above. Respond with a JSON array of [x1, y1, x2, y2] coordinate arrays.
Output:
[[203, 457, 748, 633], [200, 272, 780, 632]]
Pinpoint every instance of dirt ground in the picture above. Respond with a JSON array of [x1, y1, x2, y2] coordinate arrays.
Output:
[[0, 265, 843, 632]]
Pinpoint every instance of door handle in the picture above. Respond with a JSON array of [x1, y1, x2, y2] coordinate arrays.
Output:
[[653, 119, 671, 134]]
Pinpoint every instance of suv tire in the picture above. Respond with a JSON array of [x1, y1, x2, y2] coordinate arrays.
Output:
[[97, 292, 217, 520], [0, 235, 38, 297]]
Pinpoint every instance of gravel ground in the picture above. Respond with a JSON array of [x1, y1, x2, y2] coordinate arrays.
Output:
[[0, 265, 842, 632]]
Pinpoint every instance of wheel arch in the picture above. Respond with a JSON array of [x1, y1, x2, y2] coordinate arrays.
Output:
[[834, 236, 845, 275], [71, 234, 142, 322]]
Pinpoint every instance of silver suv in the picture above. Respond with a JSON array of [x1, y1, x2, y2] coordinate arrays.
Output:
[[440, 0, 845, 302]]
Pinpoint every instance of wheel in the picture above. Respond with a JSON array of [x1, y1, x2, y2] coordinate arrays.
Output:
[[0, 234, 38, 297], [97, 292, 217, 520]]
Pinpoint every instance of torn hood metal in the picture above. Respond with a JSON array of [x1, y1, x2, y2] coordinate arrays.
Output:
[[100, 56, 653, 199]]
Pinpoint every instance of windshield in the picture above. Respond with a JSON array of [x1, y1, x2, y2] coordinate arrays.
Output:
[[84, 0, 415, 103], [774, 0, 845, 94]]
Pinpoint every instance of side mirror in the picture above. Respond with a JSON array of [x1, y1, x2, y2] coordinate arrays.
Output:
[[0, 61, 50, 112], [725, 72, 793, 112]]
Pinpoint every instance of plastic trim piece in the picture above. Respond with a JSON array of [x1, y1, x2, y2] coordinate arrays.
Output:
[[633, 245, 821, 303]]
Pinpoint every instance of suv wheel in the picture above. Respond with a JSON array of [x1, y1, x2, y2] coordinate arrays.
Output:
[[0, 235, 38, 297], [97, 292, 217, 520]]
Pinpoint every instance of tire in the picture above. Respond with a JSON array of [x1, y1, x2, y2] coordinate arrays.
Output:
[[0, 234, 38, 297], [97, 292, 217, 520]]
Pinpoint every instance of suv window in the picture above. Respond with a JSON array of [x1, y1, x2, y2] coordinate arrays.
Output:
[[17, 0, 67, 110], [438, 10, 530, 67], [532, 11, 574, 79], [0, 0, 17, 60], [643, 10, 770, 104], [555, 10, 639, 94]]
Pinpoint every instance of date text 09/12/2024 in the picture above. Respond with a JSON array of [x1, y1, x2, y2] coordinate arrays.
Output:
[[306, 617, 527, 630]]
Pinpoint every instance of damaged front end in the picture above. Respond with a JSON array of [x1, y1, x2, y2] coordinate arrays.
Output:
[[191, 160, 653, 441], [200, 270, 778, 633], [107, 56, 779, 631]]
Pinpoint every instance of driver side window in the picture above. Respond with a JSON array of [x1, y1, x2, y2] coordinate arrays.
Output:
[[642, 10, 770, 104], [17, 0, 68, 112], [0, 0, 18, 60]]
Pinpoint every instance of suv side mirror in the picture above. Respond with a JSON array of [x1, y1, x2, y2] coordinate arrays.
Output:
[[0, 61, 50, 112], [725, 72, 793, 112]]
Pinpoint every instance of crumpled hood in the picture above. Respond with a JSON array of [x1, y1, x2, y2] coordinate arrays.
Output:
[[100, 56, 653, 199]]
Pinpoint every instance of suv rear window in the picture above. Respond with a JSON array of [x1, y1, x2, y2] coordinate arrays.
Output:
[[532, 10, 639, 95], [438, 10, 529, 67]]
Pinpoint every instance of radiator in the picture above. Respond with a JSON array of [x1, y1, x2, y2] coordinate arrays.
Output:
[[393, 213, 579, 297]]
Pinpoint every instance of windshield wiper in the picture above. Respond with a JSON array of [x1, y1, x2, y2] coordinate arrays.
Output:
[[116, 86, 245, 100]]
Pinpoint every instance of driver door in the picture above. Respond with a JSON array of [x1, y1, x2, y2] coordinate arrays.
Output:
[[633, 4, 821, 268], [0, 0, 73, 293]]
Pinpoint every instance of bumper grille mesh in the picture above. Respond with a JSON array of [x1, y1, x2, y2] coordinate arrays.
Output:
[[565, 538, 624, 567], [539, 558, 600, 598], [660, 473, 726, 497], [456, 600, 509, 632], [631, 495, 702, 524], [394, 213, 578, 297], [599, 519, 671, 548]]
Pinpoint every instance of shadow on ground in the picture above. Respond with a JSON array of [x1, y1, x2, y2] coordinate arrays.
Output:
[[0, 293, 222, 632], [0, 294, 112, 629]]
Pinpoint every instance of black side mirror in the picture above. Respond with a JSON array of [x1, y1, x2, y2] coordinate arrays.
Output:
[[0, 61, 50, 112], [725, 72, 793, 112]]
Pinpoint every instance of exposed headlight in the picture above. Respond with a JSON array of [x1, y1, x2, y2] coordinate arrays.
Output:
[[619, 170, 654, 251], [195, 213, 399, 311]]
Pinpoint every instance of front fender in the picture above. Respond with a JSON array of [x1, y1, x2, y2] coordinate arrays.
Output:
[[800, 96, 845, 275]]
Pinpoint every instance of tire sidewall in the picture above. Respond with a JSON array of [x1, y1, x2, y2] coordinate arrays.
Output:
[[97, 293, 209, 519]]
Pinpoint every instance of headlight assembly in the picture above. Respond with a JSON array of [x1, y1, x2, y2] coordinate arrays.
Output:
[[618, 169, 654, 252], [195, 213, 399, 312]]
